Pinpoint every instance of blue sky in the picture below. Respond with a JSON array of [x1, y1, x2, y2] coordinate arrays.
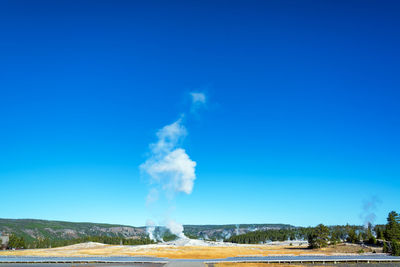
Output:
[[0, 0, 399, 227]]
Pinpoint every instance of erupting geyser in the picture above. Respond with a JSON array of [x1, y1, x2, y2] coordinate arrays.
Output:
[[140, 92, 206, 241]]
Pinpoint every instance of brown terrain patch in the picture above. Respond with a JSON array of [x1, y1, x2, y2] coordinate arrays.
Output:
[[0, 242, 380, 259]]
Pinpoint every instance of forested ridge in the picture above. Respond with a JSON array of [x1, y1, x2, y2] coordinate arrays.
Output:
[[0, 219, 292, 244], [2, 211, 400, 256]]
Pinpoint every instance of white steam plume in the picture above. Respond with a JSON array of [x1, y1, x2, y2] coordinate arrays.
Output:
[[190, 92, 206, 104], [190, 92, 206, 112], [146, 219, 156, 241], [141, 93, 205, 240], [222, 230, 231, 239], [140, 118, 196, 196], [141, 118, 196, 239], [166, 219, 186, 239], [235, 224, 240, 235]]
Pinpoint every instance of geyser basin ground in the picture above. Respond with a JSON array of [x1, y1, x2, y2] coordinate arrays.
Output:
[[0, 239, 386, 260]]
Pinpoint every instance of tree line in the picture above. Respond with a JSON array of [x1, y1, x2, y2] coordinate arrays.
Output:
[[226, 210, 400, 256], [6, 235, 155, 249], [307, 211, 400, 256], [225, 225, 362, 244], [5, 211, 400, 256]]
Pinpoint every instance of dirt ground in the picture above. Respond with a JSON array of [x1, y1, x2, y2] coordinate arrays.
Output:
[[0, 242, 381, 259]]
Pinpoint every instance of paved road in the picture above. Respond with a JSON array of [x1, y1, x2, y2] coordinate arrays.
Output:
[[1, 263, 400, 267], [0, 255, 399, 265], [165, 262, 204, 267], [0, 264, 205, 267], [0, 257, 168, 263], [213, 254, 400, 262]]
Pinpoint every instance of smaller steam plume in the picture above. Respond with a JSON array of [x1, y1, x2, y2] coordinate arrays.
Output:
[[146, 219, 156, 241], [190, 92, 206, 104], [360, 196, 382, 227], [235, 224, 240, 235], [222, 230, 231, 239], [249, 225, 258, 232], [190, 92, 206, 112], [166, 219, 186, 239]]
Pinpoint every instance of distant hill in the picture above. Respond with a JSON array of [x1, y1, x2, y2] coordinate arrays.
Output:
[[0, 219, 145, 242], [184, 224, 294, 240], [0, 218, 294, 242]]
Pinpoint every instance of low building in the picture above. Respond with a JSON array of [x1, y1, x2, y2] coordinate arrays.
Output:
[[0, 233, 9, 250]]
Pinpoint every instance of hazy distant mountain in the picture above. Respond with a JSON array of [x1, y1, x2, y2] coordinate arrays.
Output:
[[0, 219, 146, 241], [184, 224, 294, 240], [0, 218, 294, 242]]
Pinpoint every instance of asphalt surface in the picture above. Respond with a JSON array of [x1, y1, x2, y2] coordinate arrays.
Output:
[[0, 255, 399, 265], [209, 255, 400, 263], [0, 257, 168, 263], [0, 265, 164, 267], [1, 263, 400, 267], [165, 262, 204, 267]]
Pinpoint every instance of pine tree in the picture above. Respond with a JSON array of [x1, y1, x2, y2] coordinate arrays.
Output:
[[383, 242, 389, 253], [7, 234, 26, 249], [366, 223, 376, 244], [346, 228, 360, 243], [384, 211, 400, 241], [392, 240, 400, 256], [308, 224, 329, 248], [375, 227, 384, 240]]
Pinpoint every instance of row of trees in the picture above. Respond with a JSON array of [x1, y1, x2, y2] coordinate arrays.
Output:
[[226, 210, 400, 256], [306, 224, 375, 248], [6, 235, 155, 249], [7, 234, 26, 249], [308, 210, 400, 256], [226, 225, 363, 245]]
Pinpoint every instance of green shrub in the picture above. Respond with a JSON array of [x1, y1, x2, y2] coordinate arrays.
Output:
[[392, 240, 400, 256], [383, 242, 389, 253]]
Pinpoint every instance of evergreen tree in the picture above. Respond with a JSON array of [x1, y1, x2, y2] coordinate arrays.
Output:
[[308, 224, 329, 248], [383, 242, 389, 253], [7, 234, 26, 249], [365, 223, 376, 244], [368, 235, 377, 245], [384, 211, 400, 241], [367, 223, 373, 238], [375, 226, 384, 240], [392, 240, 400, 256], [358, 232, 364, 242], [346, 228, 360, 243], [330, 230, 340, 245]]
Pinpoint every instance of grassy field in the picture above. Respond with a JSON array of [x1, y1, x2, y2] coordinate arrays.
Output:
[[0, 242, 380, 259]]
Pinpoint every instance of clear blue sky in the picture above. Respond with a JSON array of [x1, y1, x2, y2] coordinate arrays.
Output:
[[0, 0, 399, 227]]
